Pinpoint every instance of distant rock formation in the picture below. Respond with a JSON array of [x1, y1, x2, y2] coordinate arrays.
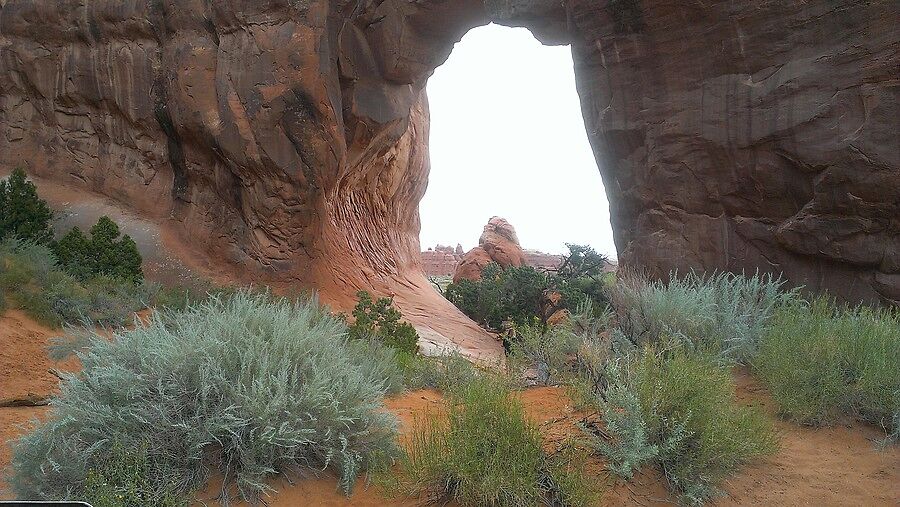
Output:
[[452, 217, 525, 282], [421, 244, 464, 277]]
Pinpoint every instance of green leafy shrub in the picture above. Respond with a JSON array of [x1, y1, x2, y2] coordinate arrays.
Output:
[[445, 263, 547, 331], [81, 441, 187, 507], [0, 168, 53, 244], [627, 346, 776, 503], [445, 245, 611, 346], [549, 244, 611, 315], [381, 375, 597, 506], [755, 298, 900, 437], [53, 216, 144, 283], [347, 290, 418, 355], [610, 271, 793, 362], [11, 291, 401, 502], [0, 238, 148, 327]]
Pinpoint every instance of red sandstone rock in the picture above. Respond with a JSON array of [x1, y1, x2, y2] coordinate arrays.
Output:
[[0, 0, 895, 366], [453, 217, 527, 282]]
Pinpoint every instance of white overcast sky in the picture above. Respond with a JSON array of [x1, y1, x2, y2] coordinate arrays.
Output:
[[419, 24, 616, 258]]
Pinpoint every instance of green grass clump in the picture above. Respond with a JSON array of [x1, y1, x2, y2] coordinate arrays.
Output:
[[755, 298, 900, 437], [0, 238, 150, 327], [11, 291, 401, 503], [382, 376, 598, 506]]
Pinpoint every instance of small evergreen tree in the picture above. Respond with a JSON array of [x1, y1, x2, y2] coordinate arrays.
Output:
[[347, 291, 419, 355], [52, 216, 144, 283], [0, 168, 53, 243], [53, 227, 92, 279]]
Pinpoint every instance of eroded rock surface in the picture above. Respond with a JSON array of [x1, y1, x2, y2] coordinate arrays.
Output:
[[0, 0, 896, 361], [453, 216, 526, 282]]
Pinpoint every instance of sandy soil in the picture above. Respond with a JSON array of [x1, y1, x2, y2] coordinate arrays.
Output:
[[0, 311, 897, 505]]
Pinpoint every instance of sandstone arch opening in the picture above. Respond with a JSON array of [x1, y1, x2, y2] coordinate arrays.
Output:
[[421, 25, 615, 263]]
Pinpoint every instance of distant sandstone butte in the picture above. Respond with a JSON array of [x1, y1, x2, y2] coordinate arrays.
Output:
[[1, 1, 897, 357]]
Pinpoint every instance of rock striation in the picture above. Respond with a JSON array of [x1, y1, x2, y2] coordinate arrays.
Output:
[[0, 0, 896, 360]]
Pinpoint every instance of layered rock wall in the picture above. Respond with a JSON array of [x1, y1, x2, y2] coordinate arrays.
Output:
[[0, 0, 896, 362]]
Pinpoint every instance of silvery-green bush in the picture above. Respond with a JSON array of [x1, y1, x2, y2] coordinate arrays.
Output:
[[11, 291, 400, 503], [610, 271, 794, 362]]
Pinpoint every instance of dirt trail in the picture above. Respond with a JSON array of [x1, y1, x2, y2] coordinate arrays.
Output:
[[0, 311, 897, 505]]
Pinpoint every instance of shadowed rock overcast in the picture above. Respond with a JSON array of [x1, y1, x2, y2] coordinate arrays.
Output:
[[421, 24, 615, 257]]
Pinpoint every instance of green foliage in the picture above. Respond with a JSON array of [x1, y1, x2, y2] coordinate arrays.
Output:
[[347, 290, 418, 355], [380, 375, 597, 506], [81, 441, 187, 507], [11, 291, 401, 503], [444, 245, 611, 352], [0, 238, 149, 327], [550, 244, 611, 314], [0, 168, 53, 244], [401, 352, 480, 392], [582, 359, 659, 479], [628, 347, 777, 504], [445, 263, 547, 331], [508, 322, 581, 386], [610, 271, 793, 362], [755, 298, 900, 437], [53, 216, 144, 283]]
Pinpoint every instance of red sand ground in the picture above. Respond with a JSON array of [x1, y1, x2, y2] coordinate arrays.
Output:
[[1, 310, 897, 505]]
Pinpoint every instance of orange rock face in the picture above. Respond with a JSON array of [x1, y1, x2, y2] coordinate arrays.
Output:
[[453, 217, 527, 283]]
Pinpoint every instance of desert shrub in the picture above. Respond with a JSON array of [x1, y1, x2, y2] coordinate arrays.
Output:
[[0, 168, 53, 244], [381, 375, 597, 506], [548, 243, 611, 315], [631, 346, 776, 503], [508, 322, 581, 386], [0, 238, 148, 327], [445, 263, 547, 331], [610, 271, 792, 362], [81, 441, 187, 507], [755, 298, 900, 436], [11, 291, 401, 502], [53, 216, 144, 283], [346, 290, 418, 355], [402, 352, 480, 392], [581, 359, 659, 480]]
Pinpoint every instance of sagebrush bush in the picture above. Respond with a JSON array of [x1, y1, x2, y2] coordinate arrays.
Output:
[[11, 291, 401, 503], [630, 346, 777, 504], [0, 238, 149, 327], [582, 359, 658, 479], [381, 375, 597, 506], [755, 298, 900, 436], [610, 271, 792, 362]]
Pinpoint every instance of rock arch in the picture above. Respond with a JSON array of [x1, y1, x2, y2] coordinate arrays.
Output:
[[1, 1, 897, 357]]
